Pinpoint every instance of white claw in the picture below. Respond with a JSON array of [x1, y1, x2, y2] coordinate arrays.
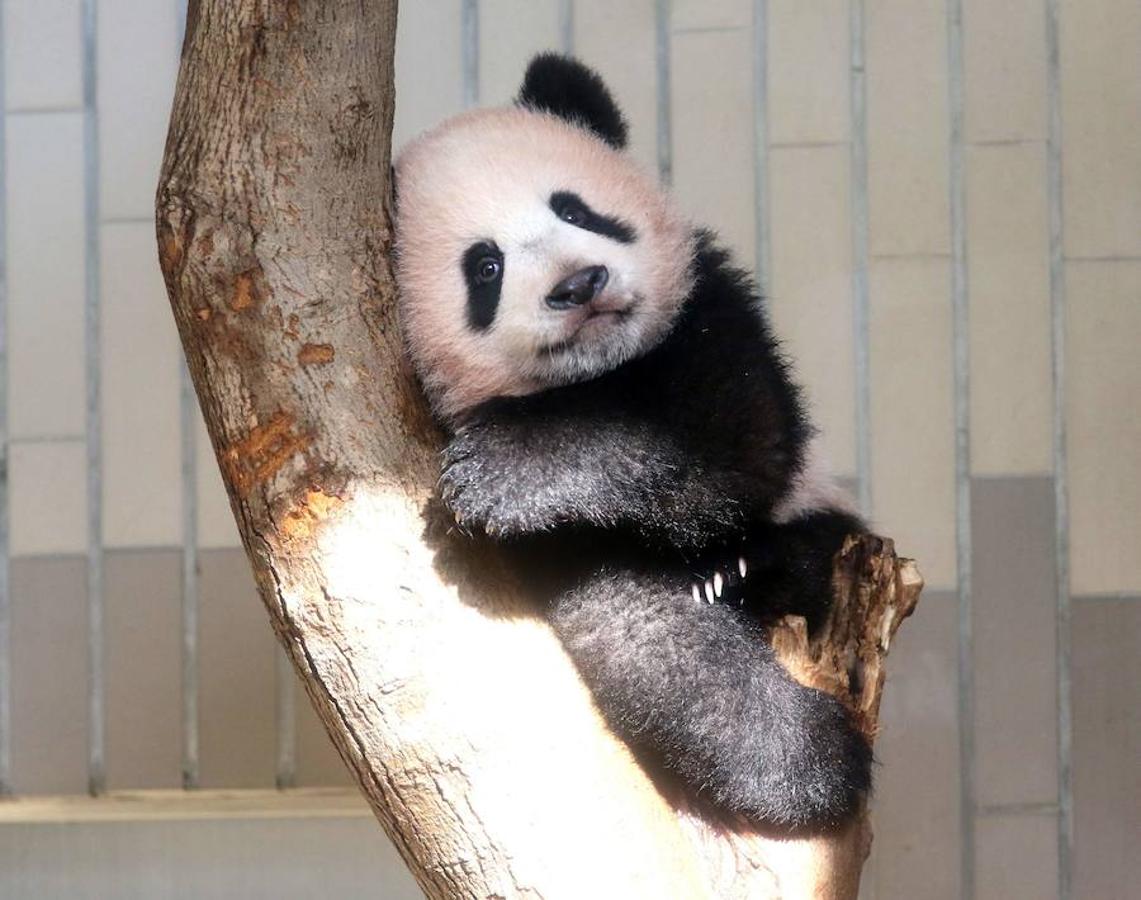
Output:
[[713, 571, 724, 597], [738, 556, 748, 578], [704, 580, 715, 604], [692, 584, 702, 603]]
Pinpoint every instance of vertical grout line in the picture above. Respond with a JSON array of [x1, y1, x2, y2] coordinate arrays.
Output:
[[559, 0, 574, 55], [751, 0, 770, 291], [81, 0, 105, 797], [275, 648, 296, 789], [1045, 0, 1072, 896], [947, 0, 974, 896], [461, 0, 480, 109], [174, 0, 198, 792], [654, 0, 672, 186], [849, 0, 872, 519], [0, 0, 11, 798]]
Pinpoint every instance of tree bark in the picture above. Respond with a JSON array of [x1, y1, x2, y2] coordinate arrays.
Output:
[[156, 3, 921, 898]]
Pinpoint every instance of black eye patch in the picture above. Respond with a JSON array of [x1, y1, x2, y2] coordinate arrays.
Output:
[[549, 191, 636, 244], [461, 240, 504, 331]]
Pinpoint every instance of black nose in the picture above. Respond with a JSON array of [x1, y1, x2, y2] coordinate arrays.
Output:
[[546, 265, 609, 309]]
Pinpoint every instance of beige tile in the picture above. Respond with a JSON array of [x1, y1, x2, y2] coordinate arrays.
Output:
[[10, 441, 87, 557], [478, 0, 560, 107], [9, 555, 89, 795], [769, 145, 856, 475], [296, 678, 354, 788], [392, 0, 463, 150], [671, 27, 757, 269], [1060, 0, 1141, 258], [871, 591, 961, 899], [963, 0, 1047, 143], [869, 257, 956, 588], [866, 0, 949, 256], [8, 112, 86, 440], [199, 549, 276, 788], [574, 0, 660, 172], [1066, 262, 1141, 594], [197, 412, 242, 549], [971, 477, 1058, 807], [105, 549, 181, 790], [967, 143, 1052, 477], [671, 0, 752, 31], [768, 0, 850, 145], [101, 223, 182, 549], [975, 813, 1058, 900], [4, 0, 83, 111], [1072, 597, 1141, 899], [97, 0, 179, 221]]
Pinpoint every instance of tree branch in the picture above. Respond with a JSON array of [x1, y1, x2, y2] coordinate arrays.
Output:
[[156, 3, 921, 897]]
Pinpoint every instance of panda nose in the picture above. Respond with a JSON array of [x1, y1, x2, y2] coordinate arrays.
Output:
[[545, 265, 609, 310]]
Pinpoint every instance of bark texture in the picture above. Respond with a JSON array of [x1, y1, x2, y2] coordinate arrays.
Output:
[[156, 3, 921, 898]]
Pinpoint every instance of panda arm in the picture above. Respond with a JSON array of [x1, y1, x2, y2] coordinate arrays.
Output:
[[439, 390, 749, 545]]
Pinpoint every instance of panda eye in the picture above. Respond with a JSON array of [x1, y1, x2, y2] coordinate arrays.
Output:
[[475, 256, 502, 283], [559, 202, 587, 227]]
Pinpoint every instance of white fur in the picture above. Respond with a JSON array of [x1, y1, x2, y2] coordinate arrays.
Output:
[[772, 437, 859, 524], [395, 107, 694, 423]]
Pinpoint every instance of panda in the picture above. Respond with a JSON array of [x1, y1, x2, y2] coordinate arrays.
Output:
[[394, 53, 871, 829]]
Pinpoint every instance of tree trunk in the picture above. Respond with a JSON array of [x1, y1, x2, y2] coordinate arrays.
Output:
[[155, 3, 921, 898]]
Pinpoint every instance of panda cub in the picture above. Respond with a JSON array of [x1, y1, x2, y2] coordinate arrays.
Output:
[[395, 54, 871, 828]]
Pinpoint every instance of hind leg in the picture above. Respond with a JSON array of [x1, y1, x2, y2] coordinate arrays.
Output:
[[549, 559, 871, 829]]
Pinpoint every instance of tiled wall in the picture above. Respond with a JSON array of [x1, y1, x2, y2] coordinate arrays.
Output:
[[1, 1, 1138, 898]]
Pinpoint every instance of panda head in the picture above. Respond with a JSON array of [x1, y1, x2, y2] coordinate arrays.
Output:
[[394, 54, 694, 424]]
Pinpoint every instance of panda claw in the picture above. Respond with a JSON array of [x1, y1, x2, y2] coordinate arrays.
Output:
[[692, 584, 702, 603], [738, 556, 748, 578], [713, 571, 724, 597], [704, 581, 715, 604]]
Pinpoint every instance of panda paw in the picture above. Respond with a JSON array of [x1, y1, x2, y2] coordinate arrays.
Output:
[[439, 433, 546, 537], [733, 683, 873, 829], [690, 550, 750, 607]]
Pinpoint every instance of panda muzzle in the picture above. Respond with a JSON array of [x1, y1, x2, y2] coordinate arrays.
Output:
[[546, 266, 610, 310]]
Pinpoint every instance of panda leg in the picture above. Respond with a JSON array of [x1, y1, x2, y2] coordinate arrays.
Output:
[[549, 561, 871, 829]]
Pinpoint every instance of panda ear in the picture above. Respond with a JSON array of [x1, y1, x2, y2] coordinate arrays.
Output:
[[517, 53, 628, 150]]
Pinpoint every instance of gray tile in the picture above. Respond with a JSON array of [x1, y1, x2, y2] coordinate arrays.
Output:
[[869, 590, 962, 899], [975, 812, 1058, 900], [971, 477, 1058, 807], [198, 549, 276, 788], [105, 550, 181, 790], [1072, 597, 1141, 898], [9, 556, 89, 794], [0, 818, 420, 900]]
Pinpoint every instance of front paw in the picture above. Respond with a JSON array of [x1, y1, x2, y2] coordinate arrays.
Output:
[[690, 549, 750, 606], [439, 434, 544, 538], [439, 439, 498, 533]]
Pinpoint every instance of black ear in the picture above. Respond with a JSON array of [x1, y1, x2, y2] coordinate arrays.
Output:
[[517, 53, 628, 149]]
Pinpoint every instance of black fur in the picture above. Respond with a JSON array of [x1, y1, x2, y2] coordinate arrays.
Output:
[[550, 191, 637, 244], [440, 233, 872, 828], [518, 53, 628, 149], [461, 241, 504, 330]]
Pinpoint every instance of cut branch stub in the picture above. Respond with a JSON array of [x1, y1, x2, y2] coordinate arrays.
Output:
[[771, 534, 924, 738]]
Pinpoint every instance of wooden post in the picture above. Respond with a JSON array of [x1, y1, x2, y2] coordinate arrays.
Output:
[[156, 2, 921, 896]]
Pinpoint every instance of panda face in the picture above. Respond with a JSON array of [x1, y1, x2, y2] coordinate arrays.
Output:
[[395, 107, 694, 423]]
